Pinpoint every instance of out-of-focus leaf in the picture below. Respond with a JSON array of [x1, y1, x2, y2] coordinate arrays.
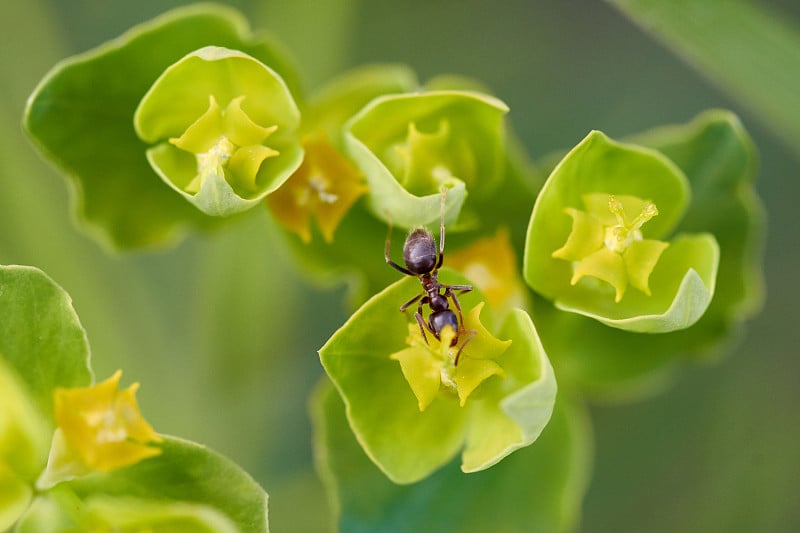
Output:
[[67, 436, 269, 533], [311, 379, 590, 533], [0, 265, 91, 417], [606, 0, 800, 158]]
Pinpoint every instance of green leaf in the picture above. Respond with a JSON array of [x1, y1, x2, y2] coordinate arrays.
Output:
[[23, 4, 302, 249], [66, 437, 269, 533], [311, 380, 590, 533], [319, 270, 556, 483], [524, 130, 719, 332], [0, 265, 91, 418], [344, 91, 509, 229], [607, 0, 800, 159], [0, 265, 91, 529]]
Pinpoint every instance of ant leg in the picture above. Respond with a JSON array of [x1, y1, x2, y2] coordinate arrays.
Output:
[[445, 285, 473, 330], [454, 329, 476, 366], [436, 188, 447, 270], [385, 221, 415, 276], [413, 311, 429, 344], [400, 293, 424, 313]]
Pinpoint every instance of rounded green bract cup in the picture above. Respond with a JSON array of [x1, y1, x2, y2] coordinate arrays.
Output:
[[135, 46, 303, 216], [344, 91, 509, 229], [524, 130, 719, 332]]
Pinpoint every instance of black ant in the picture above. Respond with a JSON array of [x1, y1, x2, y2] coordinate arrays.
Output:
[[385, 190, 474, 365]]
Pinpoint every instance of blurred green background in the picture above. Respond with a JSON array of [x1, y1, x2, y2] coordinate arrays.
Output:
[[2, 0, 798, 531]]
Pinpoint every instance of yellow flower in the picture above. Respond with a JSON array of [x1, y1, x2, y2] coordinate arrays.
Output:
[[447, 228, 528, 313], [389, 302, 510, 411], [53, 370, 162, 473], [552, 193, 669, 302], [170, 95, 280, 195], [267, 133, 367, 243]]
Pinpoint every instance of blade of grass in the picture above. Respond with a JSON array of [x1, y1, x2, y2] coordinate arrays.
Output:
[[606, 0, 800, 159]]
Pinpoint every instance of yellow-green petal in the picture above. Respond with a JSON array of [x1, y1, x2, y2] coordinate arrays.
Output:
[[389, 346, 444, 412], [552, 207, 605, 261], [571, 247, 628, 302], [168, 95, 224, 153], [624, 239, 670, 295], [227, 145, 280, 192], [223, 96, 278, 147], [460, 302, 512, 360], [456, 358, 505, 406]]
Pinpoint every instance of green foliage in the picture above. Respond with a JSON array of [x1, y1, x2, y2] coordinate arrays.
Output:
[[0, 265, 269, 532], [608, 0, 800, 159], [524, 130, 719, 332], [15, 2, 771, 532], [319, 271, 556, 483], [311, 380, 590, 533], [23, 4, 301, 249]]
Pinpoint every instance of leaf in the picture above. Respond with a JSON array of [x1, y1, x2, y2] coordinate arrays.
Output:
[[66, 436, 269, 533], [0, 265, 91, 529], [0, 265, 91, 418], [606, 0, 800, 159], [23, 4, 301, 249], [311, 380, 590, 533]]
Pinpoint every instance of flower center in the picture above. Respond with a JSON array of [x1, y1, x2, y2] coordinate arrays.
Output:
[[603, 195, 658, 254], [196, 135, 236, 176]]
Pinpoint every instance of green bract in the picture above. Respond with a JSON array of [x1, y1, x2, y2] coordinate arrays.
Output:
[[311, 380, 589, 533], [528, 111, 764, 401], [318, 271, 556, 483], [0, 265, 91, 529], [24, 4, 301, 249], [524, 130, 719, 333], [135, 46, 302, 216], [344, 91, 509, 229]]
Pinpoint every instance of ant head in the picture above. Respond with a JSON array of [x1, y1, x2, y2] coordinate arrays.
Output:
[[403, 228, 437, 275]]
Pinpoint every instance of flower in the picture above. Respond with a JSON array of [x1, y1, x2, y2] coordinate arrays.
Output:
[[389, 302, 510, 411], [267, 133, 367, 243], [552, 194, 669, 303], [343, 91, 508, 229], [524, 130, 719, 332], [319, 273, 555, 483], [447, 228, 529, 314], [38, 371, 162, 488], [135, 46, 303, 216]]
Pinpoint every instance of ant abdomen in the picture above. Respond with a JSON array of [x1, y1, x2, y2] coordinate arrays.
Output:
[[429, 310, 459, 346], [402, 229, 437, 274]]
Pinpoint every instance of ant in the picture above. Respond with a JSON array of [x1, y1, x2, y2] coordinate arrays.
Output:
[[385, 190, 474, 365]]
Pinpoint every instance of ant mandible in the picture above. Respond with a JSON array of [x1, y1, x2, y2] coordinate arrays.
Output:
[[385, 189, 474, 364]]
